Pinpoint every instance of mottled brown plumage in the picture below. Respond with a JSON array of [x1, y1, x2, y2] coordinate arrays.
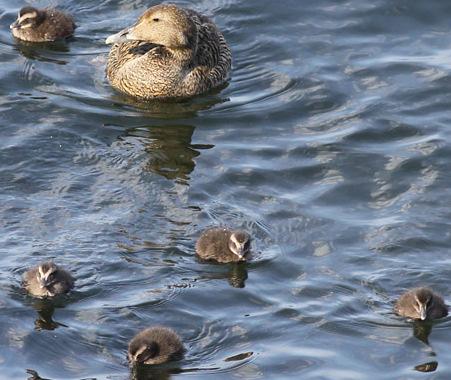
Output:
[[10, 6, 75, 42], [196, 228, 251, 263], [394, 287, 448, 321], [105, 4, 231, 99], [23, 261, 74, 298], [128, 326, 184, 365]]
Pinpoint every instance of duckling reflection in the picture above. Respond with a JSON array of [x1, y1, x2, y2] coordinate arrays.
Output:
[[32, 299, 64, 330], [130, 366, 173, 380], [414, 361, 438, 373], [228, 262, 248, 288], [14, 39, 71, 64], [394, 287, 448, 321], [26, 369, 51, 380], [412, 319, 433, 344], [10, 7, 75, 42]]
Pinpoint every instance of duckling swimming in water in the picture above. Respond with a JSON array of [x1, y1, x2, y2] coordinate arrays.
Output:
[[23, 261, 74, 298], [105, 4, 231, 99], [10, 7, 75, 42], [128, 326, 184, 365], [196, 228, 251, 263], [394, 287, 448, 321]]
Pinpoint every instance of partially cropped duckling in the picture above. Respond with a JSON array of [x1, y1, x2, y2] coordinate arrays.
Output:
[[23, 261, 74, 298], [128, 326, 184, 365], [105, 4, 232, 99], [10, 6, 75, 42], [394, 287, 448, 321], [196, 228, 251, 263]]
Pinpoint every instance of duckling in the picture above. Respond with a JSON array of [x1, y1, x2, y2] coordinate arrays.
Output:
[[10, 6, 75, 42], [23, 261, 74, 298], [394, 287, 448, 321], [128, 326, 184, 365], [196, 228, 251, 263], [105, 4, 232, 99]]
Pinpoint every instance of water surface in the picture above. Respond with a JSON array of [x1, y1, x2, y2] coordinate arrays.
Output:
[[1, 0, 451, 379]]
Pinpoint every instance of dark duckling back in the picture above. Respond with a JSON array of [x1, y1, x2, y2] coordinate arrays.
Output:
[[128, 326, 184, 365]]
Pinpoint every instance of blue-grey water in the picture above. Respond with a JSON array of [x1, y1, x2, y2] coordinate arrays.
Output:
[[1, 0, 451, 379]]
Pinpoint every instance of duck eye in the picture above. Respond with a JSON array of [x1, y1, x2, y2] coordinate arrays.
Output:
[[153, 18, 160, 22]]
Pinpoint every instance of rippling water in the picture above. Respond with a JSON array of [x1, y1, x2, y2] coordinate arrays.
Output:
[[2, 0, 451, 379]]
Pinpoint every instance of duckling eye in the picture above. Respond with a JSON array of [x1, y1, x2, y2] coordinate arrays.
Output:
[[153, 18, 160, 22]]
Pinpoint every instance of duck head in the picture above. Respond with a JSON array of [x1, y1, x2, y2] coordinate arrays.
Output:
[[106, 4, 197, 50], [414, 288, 434, 321], [10, 7, 45, 31], [228, 231, 251, 260]]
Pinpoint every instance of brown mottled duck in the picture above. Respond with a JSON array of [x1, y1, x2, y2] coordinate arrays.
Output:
[[105, 4, 231, 99]]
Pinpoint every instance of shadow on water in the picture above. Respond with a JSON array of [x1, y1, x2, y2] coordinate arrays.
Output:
[[12, 39, 72, 65], [123, 124, 214, 183]]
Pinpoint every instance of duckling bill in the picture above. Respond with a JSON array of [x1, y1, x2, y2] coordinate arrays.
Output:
[[394, 287, 448, 321], [23, 261, 74, 298], [105, 4, 232, 99], [196, 228, 251, 263], [10, 6, 75, 42]]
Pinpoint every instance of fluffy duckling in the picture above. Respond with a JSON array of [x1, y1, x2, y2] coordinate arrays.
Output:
[[23, 261, 74, 298], [105, 4, 232, 99], [128, 326, 184, 365], [196, 228, 251, 263], [394, 287, 448, 321], [10, 6, 75, 42]]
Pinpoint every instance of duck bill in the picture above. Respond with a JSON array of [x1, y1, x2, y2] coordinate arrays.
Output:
[[419, 305, 427, 321], [10, 20, 19, 30], [105, 27, 133, 44]]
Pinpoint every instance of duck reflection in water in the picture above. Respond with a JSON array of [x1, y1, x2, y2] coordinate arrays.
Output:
[[32, 299, 67, 330], [414, 361, 438, 373], [123, 124, 213, 183], [228, 262, 248, 288], [130, 366, 174, 380]]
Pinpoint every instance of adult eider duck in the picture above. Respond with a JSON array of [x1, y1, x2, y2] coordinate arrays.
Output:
[[23, 261, 74, 298], [196, 227, 251, 263], [128, 326, 184, 365], [10, 6, 75, 42], [105, 4, 232, 99], [394, 287, 448, 321]]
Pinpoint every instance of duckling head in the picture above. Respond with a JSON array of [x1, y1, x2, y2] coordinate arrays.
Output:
[[36, 262, 59, 293], [128, 340, 160, 365], [228, 231, 251, 260], [413, 288, 433, 321], [10, 7, 45, 31], [106, 4, 197, 50]]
